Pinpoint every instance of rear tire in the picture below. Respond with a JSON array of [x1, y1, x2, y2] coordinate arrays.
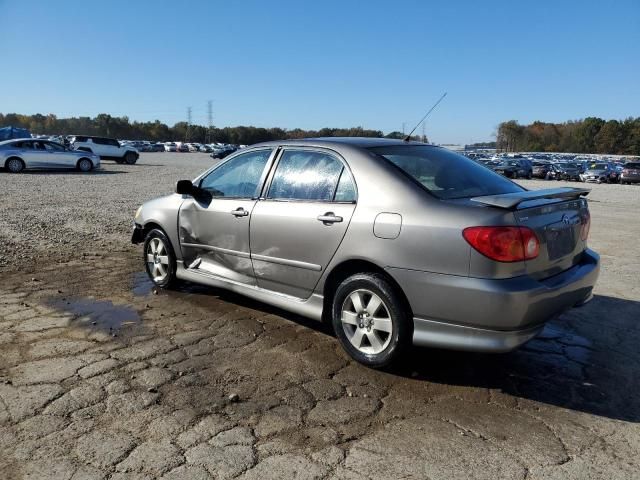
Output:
[[332, 273, 412, 368], [77, 158, 93, 172], [5, 157, 25, 173], [124, 152, 137, 165], [143, 229, 178, 289]]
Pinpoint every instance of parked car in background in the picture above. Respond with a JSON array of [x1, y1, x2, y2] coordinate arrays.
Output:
[[132, 138, 598, 367], [532, 161, 551, 179], [178, 143, 189, 153], [620, 162, 640, 184], [148, 143, 165, 152], [70, 136, 139, 164], [1, 138, 100, 173], [164, 142, 177, 152], [492, 159, 533, 179], [199, 144, 213, 153], [581, 163, 617, 183], [547, 163, 582, 181]]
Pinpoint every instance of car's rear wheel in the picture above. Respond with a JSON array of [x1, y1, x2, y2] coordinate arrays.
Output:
[[77, 158, 93, 172], [332, 273, 411, 368], [124, 152, 137, 165], [6, 157, 25, 173], [143, 229, 178, 288]]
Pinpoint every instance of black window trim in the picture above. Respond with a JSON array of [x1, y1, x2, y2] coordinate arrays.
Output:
[[196, 147, 277, 200], [260, 146, 358, 204]]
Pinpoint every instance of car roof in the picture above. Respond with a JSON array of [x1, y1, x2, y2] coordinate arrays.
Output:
[[0, 138, 37, 145], [252, 137, 434, 149]]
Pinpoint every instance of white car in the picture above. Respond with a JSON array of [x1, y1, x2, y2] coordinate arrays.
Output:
[[164, 142, 177, 152], [70, 135, 139, 164], [1, 138, 100, 173]]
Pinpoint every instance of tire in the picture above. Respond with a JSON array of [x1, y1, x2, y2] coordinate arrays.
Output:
[[143, 229, 178, 288], [124, 151, 137, 165], [332, 273, 412, 368], [527, 172, 532, 179], [5, 157, 25, 173], [77, 158, 93, 172]]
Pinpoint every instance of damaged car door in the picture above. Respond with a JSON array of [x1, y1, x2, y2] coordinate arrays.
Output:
[[178, 148, 273, 285]]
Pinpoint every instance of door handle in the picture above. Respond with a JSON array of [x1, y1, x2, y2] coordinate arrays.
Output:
[[317, 212, 343, 224], [231, 208, 249, 217]]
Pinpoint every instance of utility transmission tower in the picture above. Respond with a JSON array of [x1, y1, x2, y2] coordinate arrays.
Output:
[[422, 122, 426, 143], [185, 107, 192, 142], [206, 100, 213, 144]]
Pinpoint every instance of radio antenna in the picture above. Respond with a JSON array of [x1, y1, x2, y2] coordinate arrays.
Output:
[[404, 92, 447, 142]]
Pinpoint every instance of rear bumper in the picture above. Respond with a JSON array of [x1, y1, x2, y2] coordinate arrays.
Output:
[[621, 174, 640, 183], [388, 249, 600, 352]]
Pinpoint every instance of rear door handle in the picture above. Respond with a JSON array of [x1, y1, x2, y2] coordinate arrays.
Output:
[[231, 208, 249, 217], [317, 212, 343, 224]]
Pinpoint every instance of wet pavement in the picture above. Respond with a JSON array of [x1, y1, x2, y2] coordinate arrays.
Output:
[[0, 155, 639, 479]]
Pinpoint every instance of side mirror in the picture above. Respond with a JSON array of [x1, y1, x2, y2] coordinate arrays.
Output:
[[176, 180, 195, 195]]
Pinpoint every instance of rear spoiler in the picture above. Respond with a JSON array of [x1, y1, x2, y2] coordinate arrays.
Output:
[[470, 187, 590, 209]]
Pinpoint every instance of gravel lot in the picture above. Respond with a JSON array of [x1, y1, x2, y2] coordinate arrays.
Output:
[[0, 152, 639, 479]]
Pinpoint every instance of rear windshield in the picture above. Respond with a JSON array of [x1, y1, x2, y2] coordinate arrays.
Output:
[[625, 163, 640, 168], [368, 145, 524, 200], [590, 163, 608, 169]]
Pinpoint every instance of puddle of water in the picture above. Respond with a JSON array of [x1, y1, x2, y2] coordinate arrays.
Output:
[[50, 297, 140, 332], [132, 271, 154, 297]]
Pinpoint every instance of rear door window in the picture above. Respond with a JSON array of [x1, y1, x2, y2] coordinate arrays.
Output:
[[267, 150, 347, 202]]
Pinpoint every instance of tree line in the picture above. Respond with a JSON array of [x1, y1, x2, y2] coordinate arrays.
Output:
[[0, 113, 418, 145], [497, 117, 640, 155]]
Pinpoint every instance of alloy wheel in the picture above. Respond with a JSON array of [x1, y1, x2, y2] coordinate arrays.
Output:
[[7, 158, 23, 173], [146, 237, 170, 283], [341, 289, 393, 354]]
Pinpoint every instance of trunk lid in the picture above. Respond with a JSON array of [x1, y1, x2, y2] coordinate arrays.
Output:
[[471, 188, 590, 279], [513, 198, 589, 279]]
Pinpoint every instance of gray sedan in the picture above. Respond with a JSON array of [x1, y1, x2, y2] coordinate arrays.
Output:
[[0, 138, 100, 173], [132, 138, 599, 367]]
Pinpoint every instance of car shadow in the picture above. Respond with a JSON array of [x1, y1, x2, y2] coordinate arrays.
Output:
[[389, 294, 640, 423], [134, 274, 640, 422]]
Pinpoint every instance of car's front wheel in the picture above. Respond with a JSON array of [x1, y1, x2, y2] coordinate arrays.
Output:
[[77, 158, 93, 172], [332, 273, 411, 368], [143, 229, 178, 288], [6, 157, 25, 173], [124, 152, 137, 165]]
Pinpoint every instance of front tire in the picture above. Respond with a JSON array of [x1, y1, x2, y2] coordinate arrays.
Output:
[[77, 158, 93, 172], [332, 273, 411, 368], [6, 157, 25, 173], [143, 229, 178, 288], [124, 152, 137, 165]]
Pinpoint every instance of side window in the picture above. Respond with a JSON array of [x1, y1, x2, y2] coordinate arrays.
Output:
[[334, 169, 357, 202], [44, 142, 64, 152], [267, 150, 344, 202], [19, 141, 33, 149], [108, 138, 120, 147], [93, 138, 105, 145], [199, 149, 272, 198]]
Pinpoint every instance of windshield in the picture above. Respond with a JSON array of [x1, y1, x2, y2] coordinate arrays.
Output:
[[368, 145, 524, 200], [590, 163, 608, 169]]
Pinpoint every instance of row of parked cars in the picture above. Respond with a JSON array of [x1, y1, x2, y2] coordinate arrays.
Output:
[[476, 155, 640, 184], [121, 140, 243, 158], [1, 133, 250, 173]]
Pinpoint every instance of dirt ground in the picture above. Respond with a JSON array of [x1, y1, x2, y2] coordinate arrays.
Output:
[[0, 152, 639, 479]]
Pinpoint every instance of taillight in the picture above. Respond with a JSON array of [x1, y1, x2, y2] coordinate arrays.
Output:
[[463, 226, 539, 262], [580, 211, 591, 241]]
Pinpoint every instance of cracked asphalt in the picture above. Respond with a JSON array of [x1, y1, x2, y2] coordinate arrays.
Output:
[[1, 153, 639, 479]]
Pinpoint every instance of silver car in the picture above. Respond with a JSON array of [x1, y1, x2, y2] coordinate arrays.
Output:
[[132, 138, 599, 367], [1, 138, 100, 173]]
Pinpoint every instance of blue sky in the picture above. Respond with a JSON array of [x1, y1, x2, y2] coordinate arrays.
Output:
[[0, 0, 638, 143]]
